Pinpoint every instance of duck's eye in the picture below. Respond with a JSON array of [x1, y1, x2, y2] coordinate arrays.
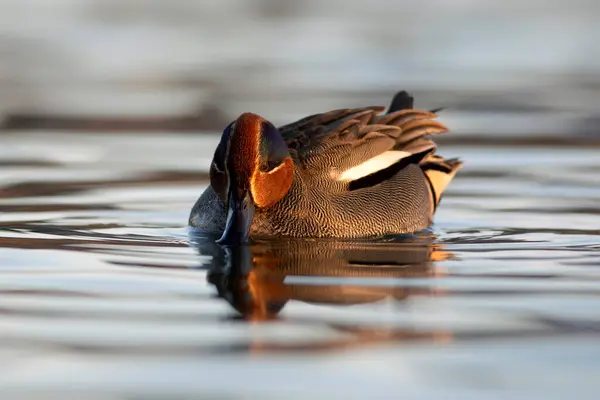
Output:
[[264, 159, 281, 172], [251, 157, 294, 209]]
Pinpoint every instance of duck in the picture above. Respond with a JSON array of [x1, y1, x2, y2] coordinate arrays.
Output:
[[189, 91, 462, 245]]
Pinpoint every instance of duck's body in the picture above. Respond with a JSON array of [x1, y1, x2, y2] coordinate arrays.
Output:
[[189, 91, 462, 243]]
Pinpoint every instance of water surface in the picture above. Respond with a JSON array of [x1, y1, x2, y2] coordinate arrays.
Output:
[[1, 131, 600, 398]]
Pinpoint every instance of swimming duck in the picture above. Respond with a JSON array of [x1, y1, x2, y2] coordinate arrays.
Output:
[[189, 91, 462, 244]]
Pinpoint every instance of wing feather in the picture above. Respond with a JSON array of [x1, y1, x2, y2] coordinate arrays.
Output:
[[278, 91, 453, 187]]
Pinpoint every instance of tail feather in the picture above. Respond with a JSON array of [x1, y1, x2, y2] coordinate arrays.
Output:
[[385, 91, 461, 210], [421, 157, 463, 209]]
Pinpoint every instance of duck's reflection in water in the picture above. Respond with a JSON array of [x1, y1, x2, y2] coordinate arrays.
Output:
[[189, 235, 585, 354], [190, 235, 457, 352], [192, 234, 452, 323]]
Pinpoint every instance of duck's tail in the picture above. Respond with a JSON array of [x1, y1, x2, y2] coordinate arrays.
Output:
[[420, 156, 464, 210], [386, 91, 463, 210]]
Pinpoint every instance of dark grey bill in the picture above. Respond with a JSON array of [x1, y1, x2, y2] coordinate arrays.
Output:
[[216, 189, 255, 245]]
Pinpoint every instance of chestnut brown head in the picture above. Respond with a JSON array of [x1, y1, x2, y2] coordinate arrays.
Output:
[[210, 113, 294, 245]]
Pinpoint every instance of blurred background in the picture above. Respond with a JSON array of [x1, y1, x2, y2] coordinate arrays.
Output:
[[2, 2, 600, 397], [1, 0, 599, 141]]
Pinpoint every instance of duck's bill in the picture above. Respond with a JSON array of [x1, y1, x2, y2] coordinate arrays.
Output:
[[217, 189, 255, 245]]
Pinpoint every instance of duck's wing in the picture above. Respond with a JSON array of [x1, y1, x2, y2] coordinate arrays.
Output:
[[279, 106, 385, 165], [280, 91, 450, 170], [278, 91, 462, 208]]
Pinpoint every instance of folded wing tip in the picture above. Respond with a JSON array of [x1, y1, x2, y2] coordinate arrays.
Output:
[[388, 91, 414, 113]]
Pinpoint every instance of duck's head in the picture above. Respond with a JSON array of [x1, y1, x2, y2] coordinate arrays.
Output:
[[210, 113, 294, 245]]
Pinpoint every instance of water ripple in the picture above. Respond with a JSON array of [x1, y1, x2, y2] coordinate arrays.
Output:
[[1, 133, 599, 395]]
